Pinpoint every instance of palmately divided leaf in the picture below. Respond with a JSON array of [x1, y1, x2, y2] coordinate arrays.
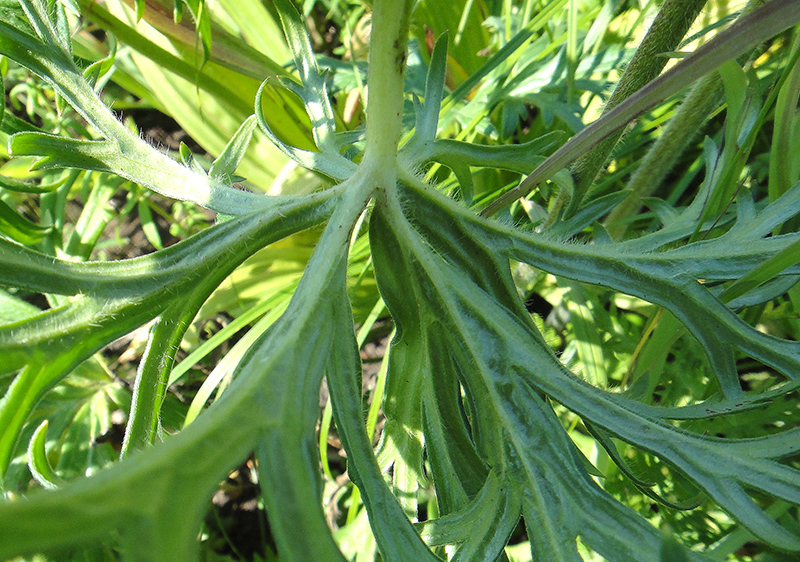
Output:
[[2, 0, 800, 559], [369, 183, 713, 561], [377, 179, 800, 553]]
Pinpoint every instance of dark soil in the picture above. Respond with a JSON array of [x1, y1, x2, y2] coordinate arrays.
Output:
[[204, 458, 276, 561]]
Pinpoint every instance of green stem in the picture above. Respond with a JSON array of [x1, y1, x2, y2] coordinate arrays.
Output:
[[564, 0, 707, 218], [120, 295, 203, 457], [362, 0, 414, 178], [480, 0, 800, 218], [607, 0, 769, 239], [605, 72, 722, 239]]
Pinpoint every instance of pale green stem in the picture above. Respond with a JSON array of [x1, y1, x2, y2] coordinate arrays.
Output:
[[566, 0, 578, 103], [362, 0, 414, 182]]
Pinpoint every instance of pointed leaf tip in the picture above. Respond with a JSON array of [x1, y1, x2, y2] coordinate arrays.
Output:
[[27, 420, 63, 490]]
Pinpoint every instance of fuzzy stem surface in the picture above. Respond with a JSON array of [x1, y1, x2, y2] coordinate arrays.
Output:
[[564, 0, 707, 217]]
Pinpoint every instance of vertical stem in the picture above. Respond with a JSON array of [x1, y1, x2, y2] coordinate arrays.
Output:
[[363, 0, 414, 175], [769, 31, 800, 201]]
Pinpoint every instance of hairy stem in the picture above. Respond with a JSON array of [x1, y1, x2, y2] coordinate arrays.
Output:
[[604, 73, 722, 239], [563, 0, 707, 218], [607, 0, 768, 240]]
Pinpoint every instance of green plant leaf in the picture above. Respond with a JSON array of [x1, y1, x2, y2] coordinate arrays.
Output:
[[2, 0, 800, 560], [273, 0, 338, 153], [0, 197, 51, 244], [368, 182, 709, 561], [255, 80, 357, 181], [327, 296, 442, 562], [9, 131, 272, 215], [208, 115, 258, 183], [0, 172, 66, 193], [392, 179, 800, 552], [0, 190, 339, 476], [26, 420, 63, 490], [183, 0, 213, 65]]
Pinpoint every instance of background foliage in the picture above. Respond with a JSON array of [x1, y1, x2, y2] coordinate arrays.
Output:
[[1, 0, 800, 561]]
